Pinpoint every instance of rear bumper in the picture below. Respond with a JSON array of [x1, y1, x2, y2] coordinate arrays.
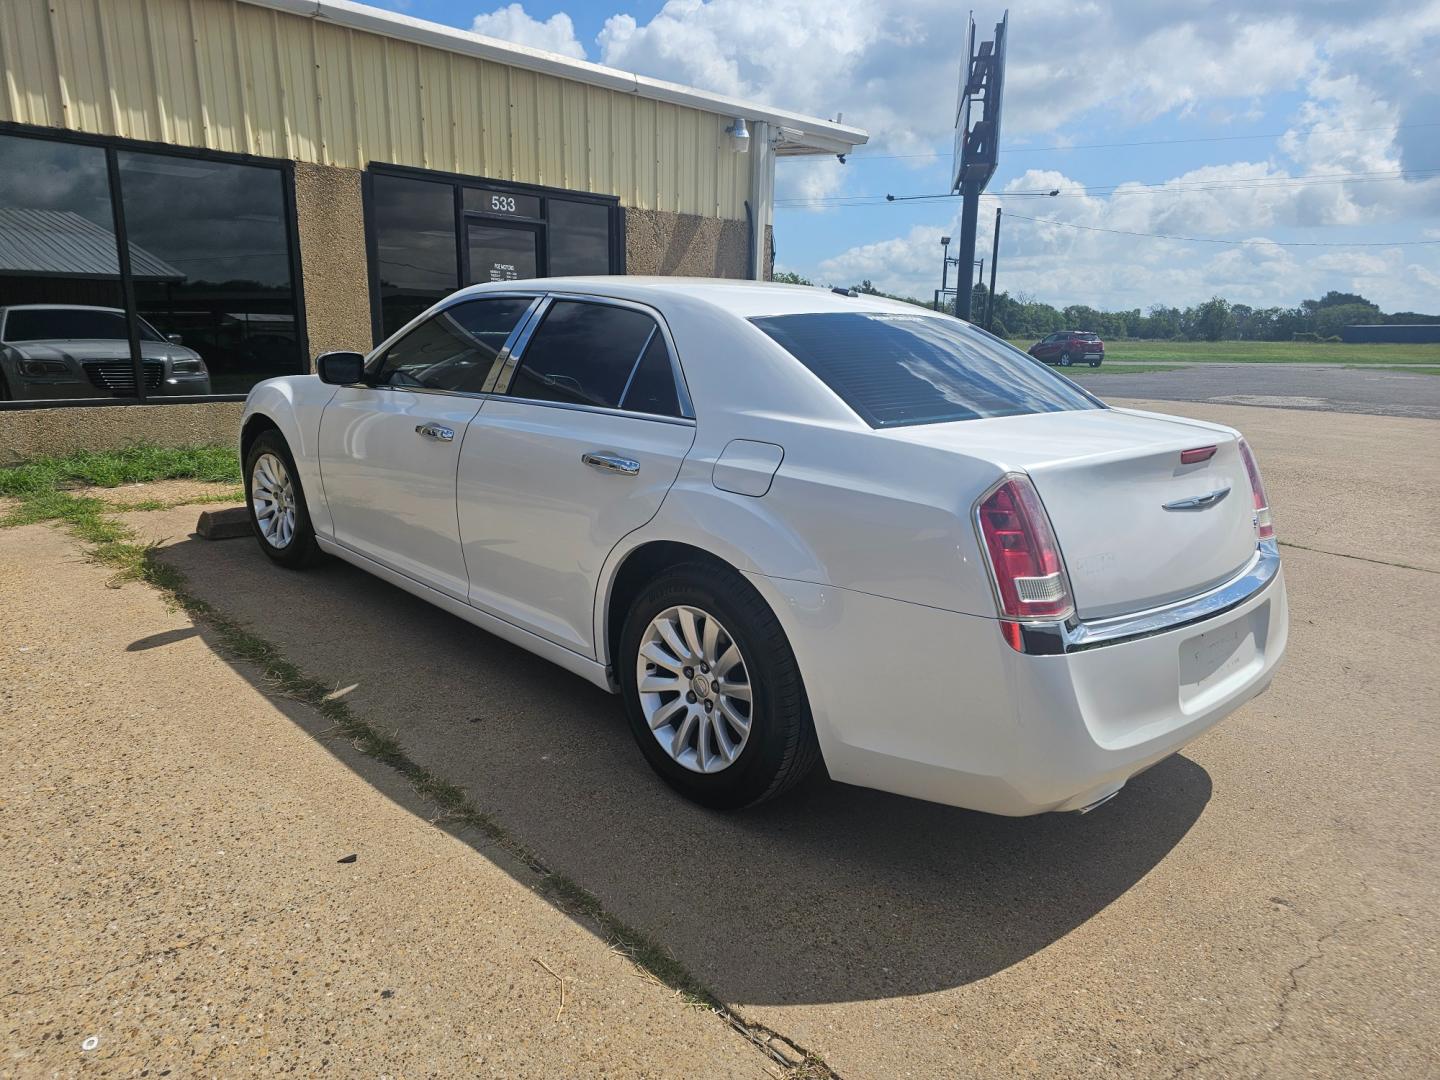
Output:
[[750, 546, 1288, 817]]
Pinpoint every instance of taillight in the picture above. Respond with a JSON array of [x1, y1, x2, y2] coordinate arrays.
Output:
[[975, 475, 1074, 643], [1236, 438, 1274, 541]]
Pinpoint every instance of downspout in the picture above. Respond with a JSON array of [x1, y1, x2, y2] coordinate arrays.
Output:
[[747, 120, 773, 281]]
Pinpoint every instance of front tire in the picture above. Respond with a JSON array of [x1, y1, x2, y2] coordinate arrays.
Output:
[[1059, 351, 1073, 367], [244, 430, 319, 568], [620, 562, 820, 810]]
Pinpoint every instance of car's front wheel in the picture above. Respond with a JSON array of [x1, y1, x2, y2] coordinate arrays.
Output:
[[244, 430, 319, 568], [619, 562, 820, 809], [1059, 351, 1073, 367]]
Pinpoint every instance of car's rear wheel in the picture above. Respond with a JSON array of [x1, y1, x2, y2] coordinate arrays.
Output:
[[620, 562, 820, 809], [244, 430, 319, 568], [1089, 358, 1102, 368], [1059, 351, 1073, 367]]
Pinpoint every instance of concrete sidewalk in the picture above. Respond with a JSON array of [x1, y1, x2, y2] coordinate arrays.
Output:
[[0, 526, 773, 1077]]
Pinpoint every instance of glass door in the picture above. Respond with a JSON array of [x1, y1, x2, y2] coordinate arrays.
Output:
[[465, 220, 542, 285]]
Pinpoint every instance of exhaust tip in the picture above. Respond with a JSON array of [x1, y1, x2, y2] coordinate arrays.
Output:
[[1073, 788, 1122, 815]]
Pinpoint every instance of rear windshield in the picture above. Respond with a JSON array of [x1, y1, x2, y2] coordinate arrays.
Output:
[[752, 312, 1102, 428]]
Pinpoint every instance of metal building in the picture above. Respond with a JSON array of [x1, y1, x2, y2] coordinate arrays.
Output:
[[0, 0, 866, 454]]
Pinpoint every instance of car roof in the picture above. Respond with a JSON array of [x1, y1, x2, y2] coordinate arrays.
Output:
[[0, 304, 126, 314], [452, 277, 944, 321]]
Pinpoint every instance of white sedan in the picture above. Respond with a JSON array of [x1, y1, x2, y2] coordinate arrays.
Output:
[[239, 278, 1287, 814]]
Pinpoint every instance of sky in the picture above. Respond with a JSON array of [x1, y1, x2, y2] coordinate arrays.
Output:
[[370, 0, 1440, 314]]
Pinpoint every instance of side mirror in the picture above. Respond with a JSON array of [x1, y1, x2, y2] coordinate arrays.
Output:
[[166, 333, 184, 345], [317, 351, 367, 385]]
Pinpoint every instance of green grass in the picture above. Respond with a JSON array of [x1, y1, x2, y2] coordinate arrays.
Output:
[[1070, 364, 1185, 375], [0, 444, 240, 500], [1008, 339, 1440, 365]]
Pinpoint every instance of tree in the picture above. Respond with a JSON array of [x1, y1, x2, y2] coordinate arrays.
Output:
[[1191, 296, 1231, 341], [772, 270, 813, 286]]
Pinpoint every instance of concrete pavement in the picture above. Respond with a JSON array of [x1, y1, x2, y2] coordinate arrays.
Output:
[[0, 528, 774, 1077], [5, 398, 1438, 1076]]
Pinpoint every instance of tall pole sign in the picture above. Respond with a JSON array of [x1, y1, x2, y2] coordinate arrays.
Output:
[[951, 10, 1007, 321]]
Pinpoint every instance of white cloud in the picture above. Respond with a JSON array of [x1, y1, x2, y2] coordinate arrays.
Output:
[[470, 3, 586, 59]]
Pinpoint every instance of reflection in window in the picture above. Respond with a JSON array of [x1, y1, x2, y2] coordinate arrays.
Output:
[[372, 174, 458, 339], [0, 133, 136, 401], [373, 297, 532, 392], [510, 301, 656, 409], [118, 151, 300, 396], [547, 200, 611, 276], [752, 312, 1102, 428]]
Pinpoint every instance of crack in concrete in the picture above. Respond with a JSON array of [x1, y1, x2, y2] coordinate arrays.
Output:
[[1168, 914, 1379, 1077], [1278, 541, 1438, 574]]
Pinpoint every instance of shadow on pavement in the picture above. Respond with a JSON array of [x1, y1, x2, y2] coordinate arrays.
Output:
[[147, 530, 1211, 1007]]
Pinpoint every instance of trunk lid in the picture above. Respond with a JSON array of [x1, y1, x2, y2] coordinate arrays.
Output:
[[886, 407, 1260, 620]]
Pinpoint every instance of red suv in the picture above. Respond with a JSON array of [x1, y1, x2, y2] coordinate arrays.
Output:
[[1028, 331, 1104, 368]]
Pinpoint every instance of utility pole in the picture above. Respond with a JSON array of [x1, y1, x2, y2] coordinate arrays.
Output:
[[950, 11, 1007, 322], [940, 235, 952, 295], [986, 206, 1001, 330]]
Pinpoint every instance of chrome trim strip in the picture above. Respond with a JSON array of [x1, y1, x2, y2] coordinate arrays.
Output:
[[1015, 540, 1280, 655], [497, 395, 697, 427]]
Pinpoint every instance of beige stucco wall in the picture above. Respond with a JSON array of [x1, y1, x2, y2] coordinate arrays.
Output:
[[0, 403, 243, 466], [294, 163, 373, 362], [624, 208, 770, 279]]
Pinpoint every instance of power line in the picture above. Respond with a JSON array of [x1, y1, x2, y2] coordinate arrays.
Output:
[[1000, 212, 1440, 248], [775, 168, 1440, 207], [801, 120, 1440, 163]]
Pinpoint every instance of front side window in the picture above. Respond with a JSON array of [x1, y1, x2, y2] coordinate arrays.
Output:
[[752, 312, 1102, 428], [509, 300, 678, 414], [373, 297, 532, 392]]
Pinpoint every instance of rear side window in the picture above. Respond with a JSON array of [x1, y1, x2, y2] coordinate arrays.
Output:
[[752, 312, 1101, 428], [510, 300, 682, 416]]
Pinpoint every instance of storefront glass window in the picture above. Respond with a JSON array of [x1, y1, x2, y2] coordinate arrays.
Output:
[[0, 133, 133, 401], [372, 174, 458, 340], [118, 151, 302, 396]]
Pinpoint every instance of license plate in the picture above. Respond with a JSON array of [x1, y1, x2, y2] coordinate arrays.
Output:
[[1179, 609, 1262, 708]]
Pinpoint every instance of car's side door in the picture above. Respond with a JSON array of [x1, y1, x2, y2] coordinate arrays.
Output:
[[317, 295, 538, 599], [457, 296, 696, 657], [1032, 333, 1059, 361]]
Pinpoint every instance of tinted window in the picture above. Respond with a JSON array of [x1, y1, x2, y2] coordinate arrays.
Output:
[[510, 301, 657, 409], [620, 333, 682, 417], [372, 174, 458, 339], [752, 312, 1101, 428], [4, 308, 162, 343], [0, 133, 134, 399], [547, 200, 611, 276], [117, 150, 302, 395], [374, 298, 531, 392]]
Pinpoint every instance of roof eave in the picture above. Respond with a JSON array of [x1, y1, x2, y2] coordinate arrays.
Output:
[[240, 0, 868, 154]]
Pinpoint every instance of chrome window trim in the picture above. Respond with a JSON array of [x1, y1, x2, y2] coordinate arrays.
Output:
[[1012, 540, 1281, 655], [497, 291, 695, 420], [492, 394, 697, 427]]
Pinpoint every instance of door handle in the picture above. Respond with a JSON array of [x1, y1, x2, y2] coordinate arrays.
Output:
[[415, 423, 455, 442], [582, 451, 640, 476]]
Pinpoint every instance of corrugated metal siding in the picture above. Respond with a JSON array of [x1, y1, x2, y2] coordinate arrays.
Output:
[[0, 0, 751, 219]]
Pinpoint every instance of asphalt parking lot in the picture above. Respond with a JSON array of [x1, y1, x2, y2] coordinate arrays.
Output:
[[5, 398, 1438, 1077], [1067, 363, 1440, 420]]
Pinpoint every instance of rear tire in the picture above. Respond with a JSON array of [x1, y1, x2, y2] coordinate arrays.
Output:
[[619, 561, 820, 810], [1089, 358, 1101, 368], [244, 430, 320, 569]]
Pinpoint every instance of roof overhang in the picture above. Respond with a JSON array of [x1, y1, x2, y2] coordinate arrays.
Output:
[[241, 0, 869, 157]]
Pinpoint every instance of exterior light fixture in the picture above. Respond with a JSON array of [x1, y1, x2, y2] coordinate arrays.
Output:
[[726, 118, 750, 152]]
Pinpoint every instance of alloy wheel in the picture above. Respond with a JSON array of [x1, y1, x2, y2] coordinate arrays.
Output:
[[251, 452, 297, 549], [636, 604, 754, 774]]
